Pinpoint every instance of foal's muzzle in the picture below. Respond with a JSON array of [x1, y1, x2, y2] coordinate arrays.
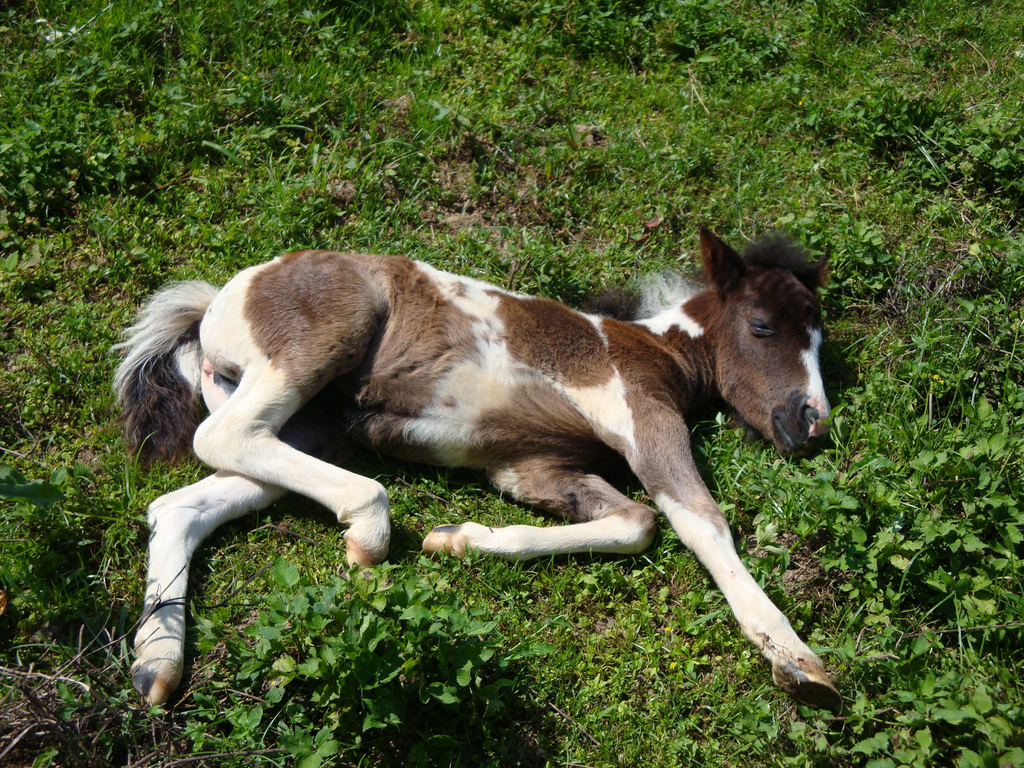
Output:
[[772, 391, 828, 455]]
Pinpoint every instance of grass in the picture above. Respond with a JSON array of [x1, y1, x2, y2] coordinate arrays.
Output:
[[1, 0, 1023, 765]]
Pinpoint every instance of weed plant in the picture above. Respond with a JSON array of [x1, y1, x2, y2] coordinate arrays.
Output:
[[2, 0, 1022, 765]]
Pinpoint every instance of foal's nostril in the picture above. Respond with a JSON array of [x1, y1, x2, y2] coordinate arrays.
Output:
[[774, 393, 829, 453], [791, 392, 817, 427], [801, 403, 819, 427]]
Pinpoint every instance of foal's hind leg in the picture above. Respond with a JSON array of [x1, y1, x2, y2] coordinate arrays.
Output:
[[194, 257, 390, 565], [132, 471, 286, 705], [192, 360, 391, 566], [423, 460, 656, 559]]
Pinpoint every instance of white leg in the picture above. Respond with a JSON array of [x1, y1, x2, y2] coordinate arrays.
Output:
[[132, 471, 285, 705], [656, 492, 841, 710], [421, 518, 653, 560], [423, 465, 656, 560], [422, 515, 654, 560], [192, 361, 390, 566], [625, 407, 840, 709]]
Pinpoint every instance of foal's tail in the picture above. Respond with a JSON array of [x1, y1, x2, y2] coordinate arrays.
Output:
[[113, 281, 220, 463]]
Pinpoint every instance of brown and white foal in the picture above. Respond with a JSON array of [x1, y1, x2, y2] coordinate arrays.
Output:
[[115, 228, 840, 710]]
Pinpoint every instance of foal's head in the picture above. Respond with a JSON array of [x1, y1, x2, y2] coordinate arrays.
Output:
[[699, 228, 830, 455]]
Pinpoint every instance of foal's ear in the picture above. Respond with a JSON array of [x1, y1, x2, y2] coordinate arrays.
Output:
[[699, 227, 746, 295], [794, 255, 829, 293]]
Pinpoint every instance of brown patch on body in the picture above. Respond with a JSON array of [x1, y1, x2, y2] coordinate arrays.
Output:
[[498, 294, 613, 388], [602, 317, 707, 410], [243, 251, 387, 397], [334, 258, 505, 463], [241, 252, 613, 469], [469, 385, 618, 471], [350, 256, 480, 419]]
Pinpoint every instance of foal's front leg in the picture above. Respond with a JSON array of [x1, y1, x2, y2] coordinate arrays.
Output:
[[133, 471, 286, 705], [631, 410, 842, 710], [422, 460, 657, 559]]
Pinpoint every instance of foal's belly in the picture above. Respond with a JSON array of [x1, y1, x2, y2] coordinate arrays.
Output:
[[346, 373, 612, 472], [333, 326, 633, 471]]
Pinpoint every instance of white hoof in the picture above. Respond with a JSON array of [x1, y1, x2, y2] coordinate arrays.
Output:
[[422, 522, 491, 557], [131, 655, 183, 706]]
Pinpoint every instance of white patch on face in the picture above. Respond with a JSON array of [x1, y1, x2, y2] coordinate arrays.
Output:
[[801, 327, 831, 434], [637, 305, 704, 337]]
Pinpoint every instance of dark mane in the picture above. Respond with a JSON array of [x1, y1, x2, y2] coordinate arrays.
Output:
[[743, 232, 824, 291], [742, 232, 811, 270], [580, 286, 642, 320]]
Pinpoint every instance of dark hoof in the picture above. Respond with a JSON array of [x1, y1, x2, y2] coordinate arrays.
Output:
[[774, 657, 843, 712]]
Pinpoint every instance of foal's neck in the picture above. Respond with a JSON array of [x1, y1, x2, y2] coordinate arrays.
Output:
[[614, 293, 721, 413]]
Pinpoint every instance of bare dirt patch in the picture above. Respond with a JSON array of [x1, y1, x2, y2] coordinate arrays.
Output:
[[747, 530, 845, 611], [419, 130, 552, 240]]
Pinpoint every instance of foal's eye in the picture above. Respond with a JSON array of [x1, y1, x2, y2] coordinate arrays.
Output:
[[749, 319, 775, 337]]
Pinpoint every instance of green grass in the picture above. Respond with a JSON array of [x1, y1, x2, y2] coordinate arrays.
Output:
[[2, 0, 1022, 765]]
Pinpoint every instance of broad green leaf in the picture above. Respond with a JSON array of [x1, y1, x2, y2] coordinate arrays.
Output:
[[0, 466, 64, 507], [914, 728, 933, 751], [272, 559, 301, 589]]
